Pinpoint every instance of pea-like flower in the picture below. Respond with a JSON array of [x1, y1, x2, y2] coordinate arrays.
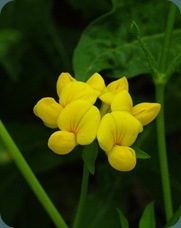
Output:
[[48, 100, 101, 155], [33, 73, 104, 128], [97, 111, 143, 171], [99, 76, 128, 116], [111, 90, 161, 126]]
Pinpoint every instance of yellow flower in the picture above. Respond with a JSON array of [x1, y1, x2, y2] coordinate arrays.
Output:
[[97, 111, 143, 171], [99, 76, 128, 104], [33, 74, 101, 127], [111, 90, 161, 126], [33, 98, 63, 128], [48, 100, 101, 155]]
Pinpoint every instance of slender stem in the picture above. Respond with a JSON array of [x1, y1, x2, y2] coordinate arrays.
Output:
[[73, 163, 89, 228], [159, 3, 177, 73], [155, 84, 173, 221], [0, 120, 68, 228]]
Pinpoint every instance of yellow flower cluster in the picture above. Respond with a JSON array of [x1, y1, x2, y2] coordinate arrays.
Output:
[[33, 72, 160, 171]]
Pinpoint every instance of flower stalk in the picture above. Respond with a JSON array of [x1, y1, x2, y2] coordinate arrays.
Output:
[[73, 163, 89, 228], [154, 2, 177, 221], [0, 120, 68, 228], [155, 83, 173, 221]]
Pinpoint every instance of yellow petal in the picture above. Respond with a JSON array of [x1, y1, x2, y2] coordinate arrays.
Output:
[[111, 111, 143, 146], [48, 131, 77, 155], [76, 105, 100, 145], [107, 76, 129, 93], [99, 91, 115, 104], [111, 90, 133, 112], [108, 145, 136, 171], [56, 72, 76, 97], [97, 111, 143, 153], [33, 97, 63, 128], [99, 77, 129, 104], [97, 113, 117, 153], [58, 100, 92, 131], [86, 72, 106, 97], [132, 102, 161, 126], [59, 81, 97, 107]]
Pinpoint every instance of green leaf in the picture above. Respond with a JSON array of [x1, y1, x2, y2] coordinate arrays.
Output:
[[139, 202, 155, 228], [117, 208, 129, 228], [73, 0, 181, 81], [132, 146, 151, 159], [82, 141, 98, 175], [165, 206, 181, 227]]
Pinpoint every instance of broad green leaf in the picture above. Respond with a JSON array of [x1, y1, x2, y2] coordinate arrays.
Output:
[[139, 202, 155, 228], [82, 140, 98, 175], [117, 208, 129, 228], [165, 206, 181, 227], [132, 146, 151, 159], [73, 0, 181, 81]]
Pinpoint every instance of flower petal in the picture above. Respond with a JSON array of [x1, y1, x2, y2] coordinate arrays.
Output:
[[59, 81, 97, 107], [33, 97, 63, 128], [132, 102, 161, 126], [76, 105, 100, 145], [107, 76, 129, 93], [56, 72, 76, 97], [111, 111, 143, 146], [97, 113, 117, 153], [99, 91, 115, 104], [111, 90, 133, 112], [48, 131, 77, 154], [108, 145, 136, 171], [86, 72, 106, 97]]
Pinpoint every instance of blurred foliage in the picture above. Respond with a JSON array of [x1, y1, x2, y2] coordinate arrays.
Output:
[[0, 0, 181, 227]]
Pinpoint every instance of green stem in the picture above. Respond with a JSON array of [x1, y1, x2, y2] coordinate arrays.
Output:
[[155, 84, 173, 221], [0, 120, 68, 228], [73, 163, 89, 228], [159, 3, 177, 73]]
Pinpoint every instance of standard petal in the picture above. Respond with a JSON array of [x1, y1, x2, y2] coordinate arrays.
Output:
[[111, 90, 133, 112], [97, 113, 117, 153], [59, 81, 97, 107], [111, 111, 143, 146], [33, 97, 63, 128], [48, 131, 77, 155], [76, 105, 100, 145], [56, 72, 76, 97], [107, 77, 129, 93], [108, 145, 136, 171], [132, 102, 161, 126], [58, 100, 93, 132], [86, 72, 106, 97]]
